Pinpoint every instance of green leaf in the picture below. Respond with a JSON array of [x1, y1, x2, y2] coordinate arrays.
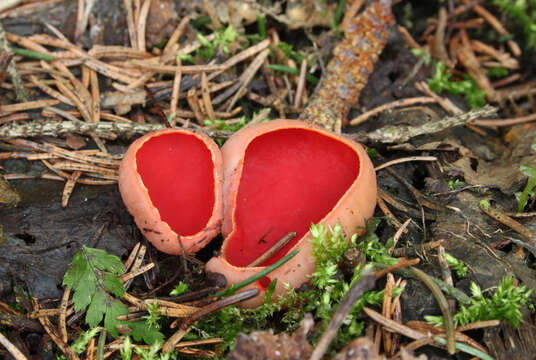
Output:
[[104, 273, 125, 298], [129, 321, 165, 345], [71, 262, 96, 312], [63, 246, 129, 337], [517, 164, 536, 212], [197, 33, 210, 47], [531, 138, 536, 152], [104, 300, 129, 337], [86, 290, 106, 328], [84, 247, 124, 275], [169, 282, 189, 296]]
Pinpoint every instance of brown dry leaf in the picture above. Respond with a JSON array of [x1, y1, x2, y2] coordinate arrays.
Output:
[[446, 153, 536, 195], [331, 337, 383, 360], [145, 0, 179, 48], [285, 0, 335, 29], [213, 0, 258, 29], [227, 314, 314, 360], [65, 133, 87, 150]]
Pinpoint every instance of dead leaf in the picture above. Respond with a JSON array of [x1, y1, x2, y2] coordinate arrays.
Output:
[[65, 133, 87, 150]]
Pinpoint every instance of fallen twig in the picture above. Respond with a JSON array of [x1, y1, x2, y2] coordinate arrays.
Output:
[[0, 119, 231, 139], [352, 105, 497, 144]]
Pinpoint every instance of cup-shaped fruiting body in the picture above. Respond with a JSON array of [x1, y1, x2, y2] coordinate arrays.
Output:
[[205, 120, 376, 307], [118, 129, 224, 255]]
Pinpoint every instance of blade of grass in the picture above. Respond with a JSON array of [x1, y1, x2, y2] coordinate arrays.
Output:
[[214, 248, 300, 298], [267, 64, 318, 84]]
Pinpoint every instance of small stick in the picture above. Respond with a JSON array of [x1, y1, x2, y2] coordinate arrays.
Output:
[[136, 0, 151, 52], [433, 7, 451, 66], [169, 57, 182, 126], [465, 1, 521, 56], [479, 200, 534, 243], [376, 196, 402, 228], [123, 244, 146, 290], [59, 287, 70, 343], [28, 75, 74, 105], [52, 161, 117, 177], [382, 273, 394, 354], [0, 99, 59, 115], [474, 113, 536, 127], [123, 0, 138, 49], [226, 48, 270, 113], [247, 232, 296, 267], [123, 242, 141, 272], [201, 72, 215, 121], [350, 97, 437, 126], [374, 156, 437, 171], [390, 278, 406, 354], [162, 327, 191, 353], [294, 59, 307, 109], [0, 331, 27, 360], [62, 170, 81, 207], [33, 299, 80, 360], [375, 258, 420, 279], [74, 0, 84, 42], [129, 60, 221, 74], [186, 88, 203, 123], [119, 262, 155, 282], [86, 338, 95, 360], [55, 80, 92, 122], [5, 32, 51, 55], [90, 69, 100, 123], [163, 16, 189, 55], [457, 319, 500, 332], [364, 306, 429, 341], [388, 218, 411, 255], [182, 289, 259, 328]]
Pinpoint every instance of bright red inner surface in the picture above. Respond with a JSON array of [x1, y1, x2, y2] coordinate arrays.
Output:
[[136, 133, 215, 237], [225, 129, 359, 267]]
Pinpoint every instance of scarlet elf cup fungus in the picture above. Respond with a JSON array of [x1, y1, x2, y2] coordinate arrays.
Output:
[[118, 121, 376, 308], [205, 120, 376, 308], [118, 128, 224, 255]]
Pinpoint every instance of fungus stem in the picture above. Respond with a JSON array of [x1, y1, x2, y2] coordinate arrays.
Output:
[[214, 248, 300, 298], [247, 232, 296, 267]]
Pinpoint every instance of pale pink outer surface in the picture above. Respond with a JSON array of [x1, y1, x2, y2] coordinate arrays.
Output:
[[205, 119, 377, 308], [118, 128, 224, 255]]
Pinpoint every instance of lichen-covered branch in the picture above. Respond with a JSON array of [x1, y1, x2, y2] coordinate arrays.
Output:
[[352, 105, 498, 144], [0, 119, 231, 140]]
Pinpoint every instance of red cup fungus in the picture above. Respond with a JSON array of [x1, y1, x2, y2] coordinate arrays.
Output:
[[118, 120, 376, 307], [205, 120, 376, 307], [118, 128, 224, 255]]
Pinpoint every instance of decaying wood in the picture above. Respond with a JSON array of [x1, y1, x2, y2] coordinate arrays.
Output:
[[299, 0, 394, 132]]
